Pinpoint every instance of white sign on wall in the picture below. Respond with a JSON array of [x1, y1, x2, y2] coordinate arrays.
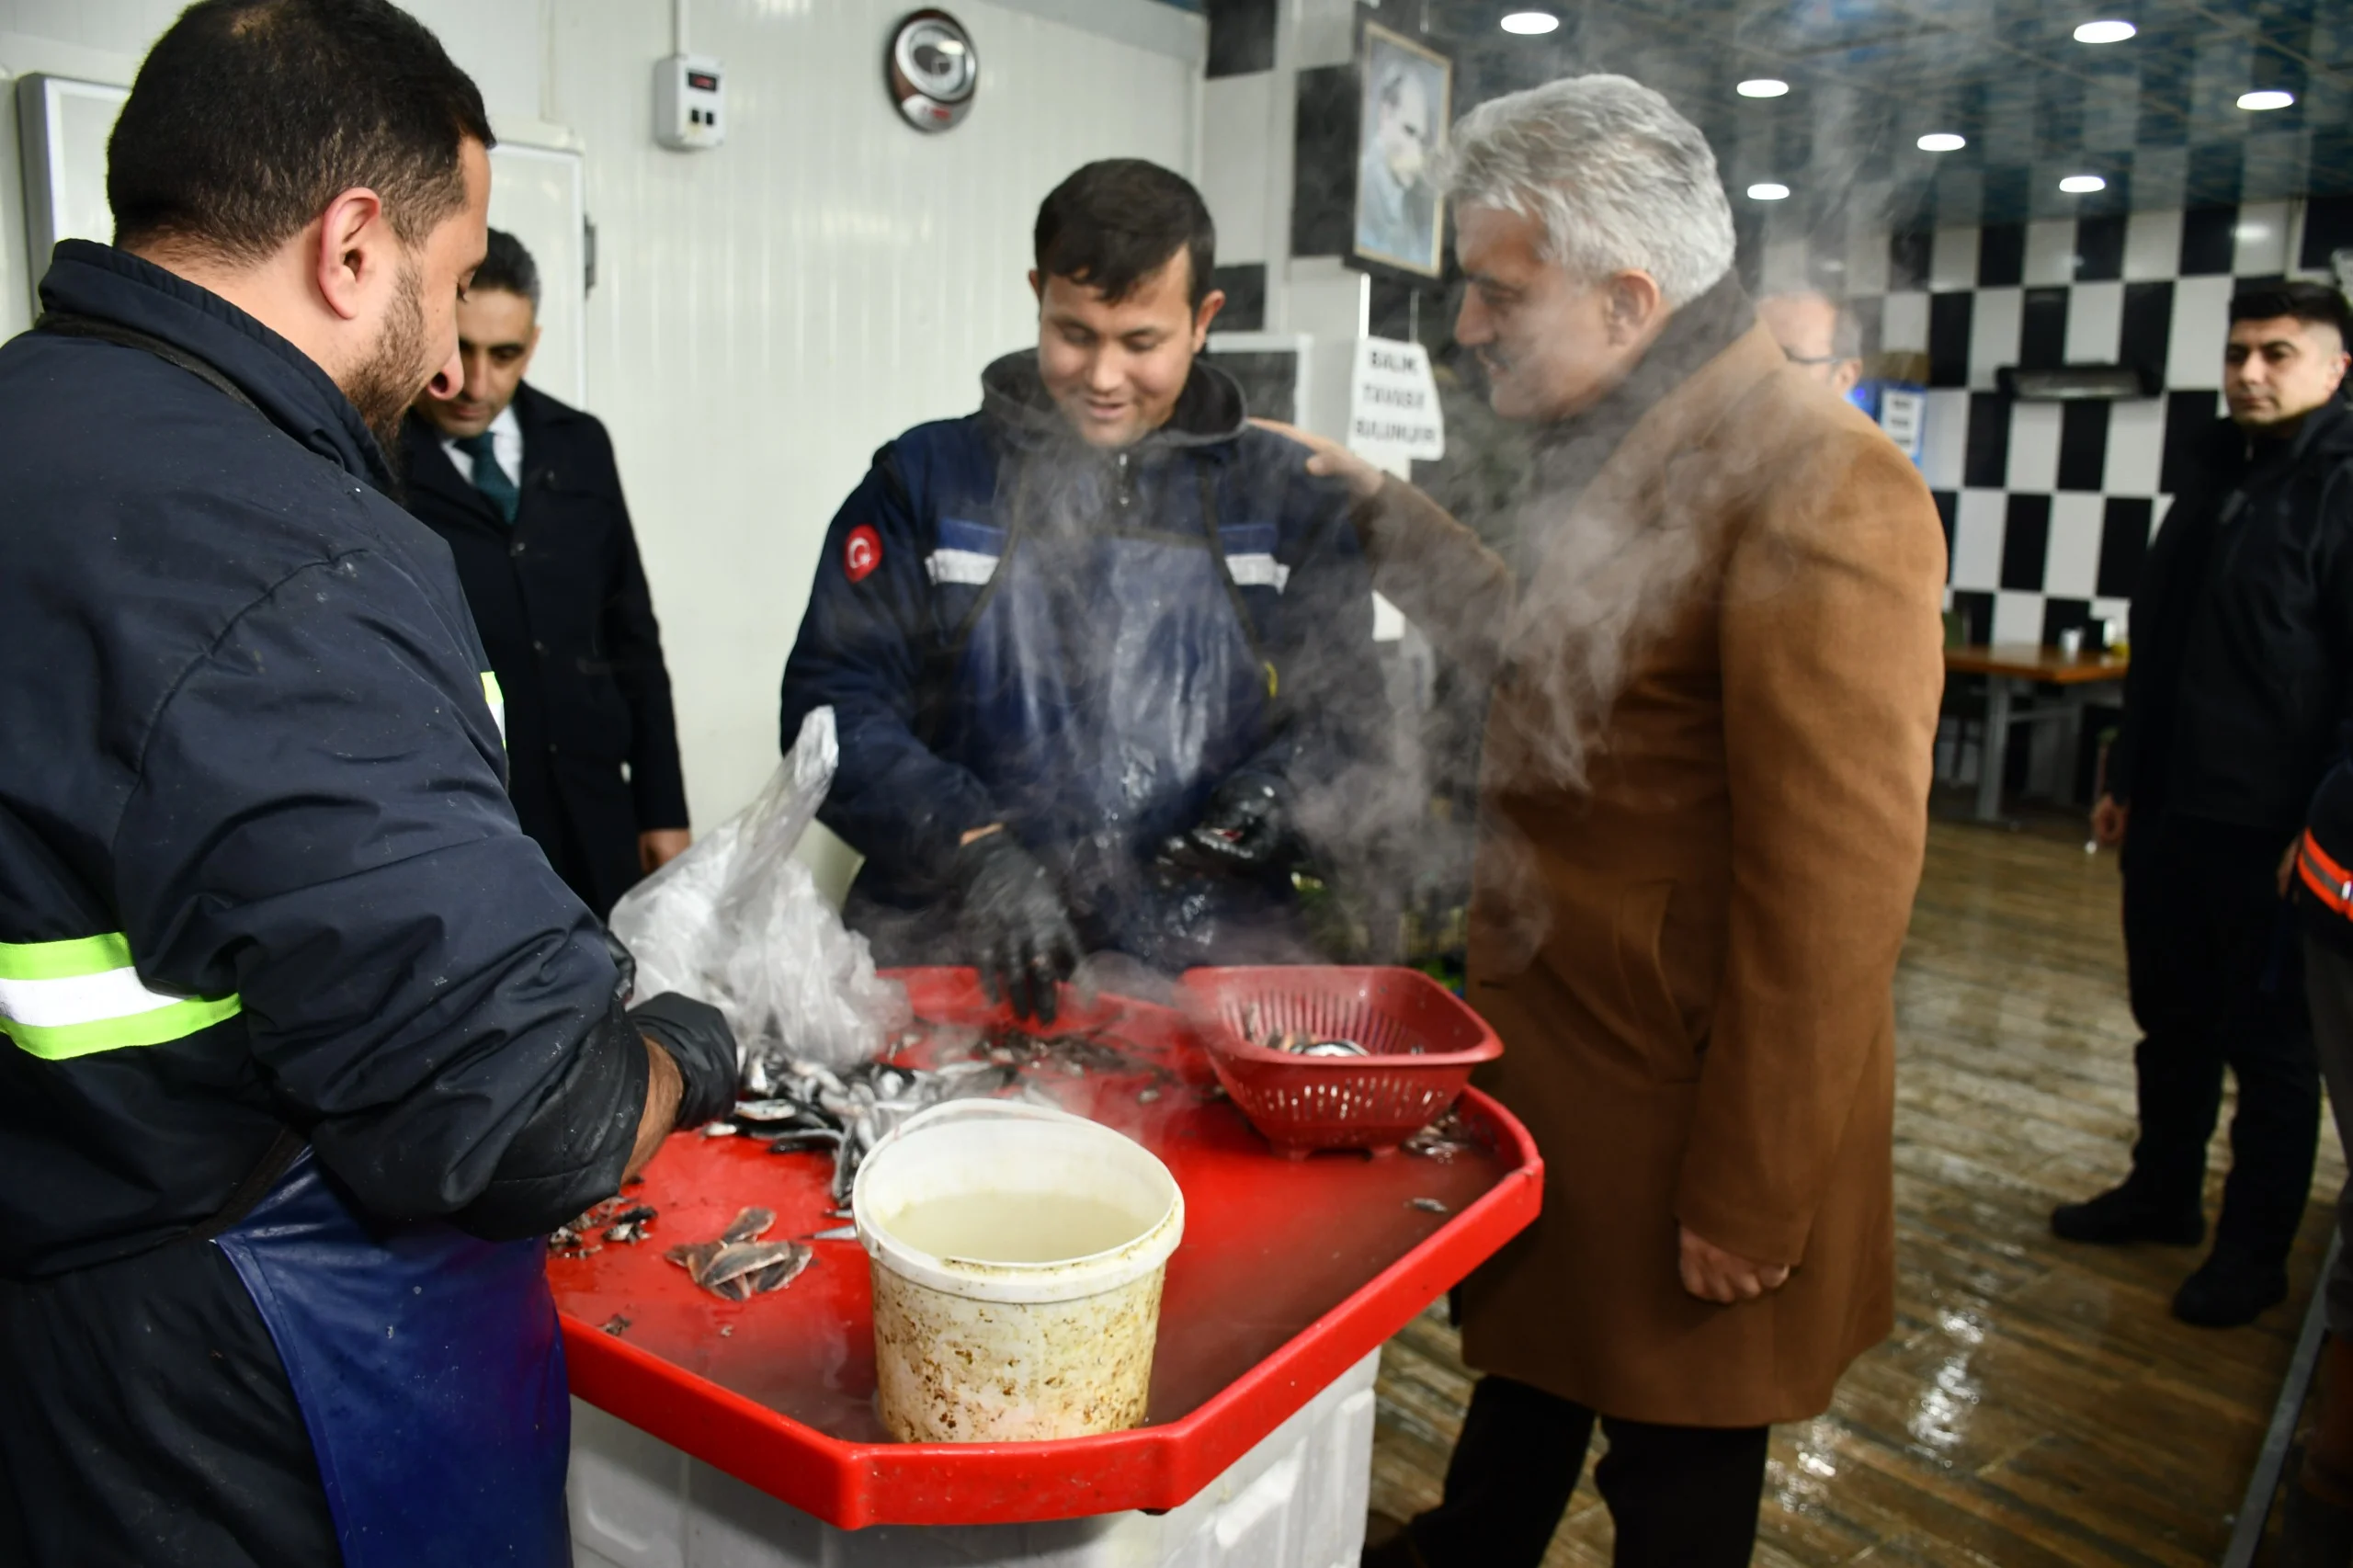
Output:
[[1877, 386, 1926, 460], [1347, 337, 1445, 465]]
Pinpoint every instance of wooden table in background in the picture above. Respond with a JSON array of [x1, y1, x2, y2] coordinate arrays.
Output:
[[1943, 643, 2131, 824]]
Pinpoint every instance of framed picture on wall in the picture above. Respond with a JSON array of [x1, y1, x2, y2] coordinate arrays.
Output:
[[1352, 21, 1451, 279]]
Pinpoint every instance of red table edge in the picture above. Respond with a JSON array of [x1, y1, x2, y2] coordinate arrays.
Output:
[[559, 1086, 1544, 1530]]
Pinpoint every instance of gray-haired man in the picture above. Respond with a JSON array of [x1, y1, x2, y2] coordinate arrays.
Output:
[[1269, 74, 1944, 1568]]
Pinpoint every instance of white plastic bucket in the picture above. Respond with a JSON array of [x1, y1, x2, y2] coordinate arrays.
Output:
[[851, 1100, 1185, 1443]]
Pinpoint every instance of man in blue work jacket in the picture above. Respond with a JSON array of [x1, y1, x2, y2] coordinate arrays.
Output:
[[0, 5, 737, 1564], [780, 160, 1387, 1019]]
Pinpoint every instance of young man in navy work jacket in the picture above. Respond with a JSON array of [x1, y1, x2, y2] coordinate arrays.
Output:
[[0, 5, 736, 1563], [780, 160, 1387, 1020], [400, 228, 693, 918]]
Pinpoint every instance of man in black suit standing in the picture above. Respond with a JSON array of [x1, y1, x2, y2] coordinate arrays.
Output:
[[401, 229, 690, 917]]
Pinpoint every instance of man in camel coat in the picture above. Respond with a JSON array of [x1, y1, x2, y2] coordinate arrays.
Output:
[[1272, 74, 1946, 1568]]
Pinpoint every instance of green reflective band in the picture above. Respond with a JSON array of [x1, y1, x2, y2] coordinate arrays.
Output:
[[0, 931, 135, 981], [3, 993, 244, 1061], [481, 670, 507, 750]]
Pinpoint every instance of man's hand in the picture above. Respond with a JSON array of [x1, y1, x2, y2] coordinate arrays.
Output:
[[640, 828, 691, 875], [952, 826, 1082, 1024], [1161, 771, 1294, 880], [1251, 417, 1388, 502], [2281, 838, 2302, 900], [624, 1037, 683, 1182], [2090, 793, 2131, 849], [627, 991, 737, 1130], [1677, 1225, 1791, 1304]]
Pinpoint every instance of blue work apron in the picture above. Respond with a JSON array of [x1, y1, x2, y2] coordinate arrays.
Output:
[[211, 1151, 570, 1567], [935, 456, 1284, 965]]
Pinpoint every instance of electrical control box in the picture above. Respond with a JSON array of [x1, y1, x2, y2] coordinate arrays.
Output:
[[654, 53, 724, 151]]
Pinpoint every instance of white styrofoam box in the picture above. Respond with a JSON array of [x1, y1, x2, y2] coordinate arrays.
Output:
[[569, 1349, 1380, 1568]]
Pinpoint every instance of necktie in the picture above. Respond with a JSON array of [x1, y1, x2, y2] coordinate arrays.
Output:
[[456, 431, 520, 525]]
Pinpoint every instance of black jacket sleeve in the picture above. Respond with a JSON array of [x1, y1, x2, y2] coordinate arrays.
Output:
[[592, 426, 689, 833], [111, 549, 645, 1236]]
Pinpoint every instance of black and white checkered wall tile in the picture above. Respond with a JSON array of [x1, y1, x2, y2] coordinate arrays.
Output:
[[1797, 201, 2343, 649]]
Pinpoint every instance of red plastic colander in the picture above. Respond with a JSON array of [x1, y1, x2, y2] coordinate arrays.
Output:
[[1177, 967, 1503, 1157]]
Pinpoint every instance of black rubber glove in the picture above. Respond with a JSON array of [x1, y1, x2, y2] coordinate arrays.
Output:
[[1161, 771, 1295, 880], [628, 993, 738, 1130], [951, 829, 1082, 1024]]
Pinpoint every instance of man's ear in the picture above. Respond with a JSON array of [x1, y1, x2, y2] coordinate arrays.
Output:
[[1191, 289, 1228, 352], [519, 322, 545, 379], [1029, 268, 1045, 310], [1603, 269, 1666, 347], [313, 187, 389, 323]]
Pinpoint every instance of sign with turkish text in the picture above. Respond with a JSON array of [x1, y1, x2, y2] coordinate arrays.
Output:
[[1347, 337, 1445, 464]]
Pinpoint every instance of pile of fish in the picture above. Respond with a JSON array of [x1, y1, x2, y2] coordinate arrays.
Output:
[[665, 1206, 814, 1301], [1403, 1111, 1480, 1164], [712, 1049, 1043, 1204], [1241, 1004, 1370, 1058], [967, 1022, 1179, 1084], [550, 1193, 659, 1258]]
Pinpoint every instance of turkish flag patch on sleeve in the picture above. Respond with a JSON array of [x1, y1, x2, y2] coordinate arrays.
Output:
[[844, 524, 882, 583]]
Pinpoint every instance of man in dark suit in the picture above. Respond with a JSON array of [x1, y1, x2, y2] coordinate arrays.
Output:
[[400, 229, 690, 918]]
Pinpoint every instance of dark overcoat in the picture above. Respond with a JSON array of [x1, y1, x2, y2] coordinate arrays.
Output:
[[399, 383, 688, 917]]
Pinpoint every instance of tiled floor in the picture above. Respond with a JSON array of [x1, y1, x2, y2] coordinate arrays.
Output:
[[1370, 810, 2346, 1565]]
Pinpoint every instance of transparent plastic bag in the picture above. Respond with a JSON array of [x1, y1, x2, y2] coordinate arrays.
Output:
[[609, 708, 908, 1074]]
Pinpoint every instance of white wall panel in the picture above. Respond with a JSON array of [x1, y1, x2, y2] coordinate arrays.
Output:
[[548, 0, 1197, 832]]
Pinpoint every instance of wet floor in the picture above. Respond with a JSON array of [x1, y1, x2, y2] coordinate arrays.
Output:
[[1370, 809, 2347, 1565]]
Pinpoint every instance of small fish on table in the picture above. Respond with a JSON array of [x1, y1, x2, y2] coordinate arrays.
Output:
[[665, 1206, 815, 1301]]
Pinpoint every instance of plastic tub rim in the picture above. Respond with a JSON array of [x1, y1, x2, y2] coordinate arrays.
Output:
[[852, 1100, 1186, 1305]]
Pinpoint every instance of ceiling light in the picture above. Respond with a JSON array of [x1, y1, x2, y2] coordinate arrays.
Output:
[[2073, 19, 2136, 43], [1737, 78, 1790, 97], [1747, 182, 1791, 200], [1499, 11, 1560, 33], [1916, 131, 1967, 153], [2059, 174, 2107, 194], [2237, 89, 2295, 111]]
